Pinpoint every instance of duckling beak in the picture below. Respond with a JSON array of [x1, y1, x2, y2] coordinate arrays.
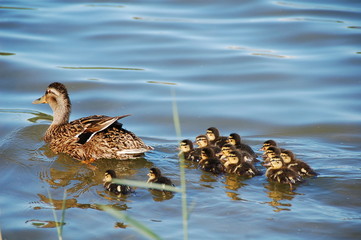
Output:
[[262, 161, 271, 167], [32, 95, 47, 104]]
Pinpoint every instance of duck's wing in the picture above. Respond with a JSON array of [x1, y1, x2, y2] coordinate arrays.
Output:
[[76, 114, 131, 144]]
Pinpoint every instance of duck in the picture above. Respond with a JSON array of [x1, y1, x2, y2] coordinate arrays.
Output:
[[195, 134, 221, 154], [227, 133, 257, 160], [259, 139, 278, 152], [147, 167, 174, 186], [178, 139, 200, 162], [103, 170, 133, 195], [264, 155, 303, 190], [262, 146, 282, 165], [219, 143, 238, 163], [223, 150, 261, 177], [280, 149, 317, 177], [32, 82, 153, 164], [206, 127, 228, 148], [198, 147, 224, 174]]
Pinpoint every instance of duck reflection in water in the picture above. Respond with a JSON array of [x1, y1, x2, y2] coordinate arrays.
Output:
[[223, 174, 248, 201], [263, 182, 299, 212]]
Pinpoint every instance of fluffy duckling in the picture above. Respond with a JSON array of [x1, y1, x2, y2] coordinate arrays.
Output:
[[147, 168, 174, 186], [259, 139, 278, 152], [219, 143, 238, 163], [227, 133, 257, 159], [223, 150, 260, 177], [264, 156, 303, 190], [199, 147, 224, 174], [281, 149, 317, 177], [178, 139, 200, 162], [33, 82, 153, 163], [206, 127, 228, 148], [103, 170, 133, 195], [195, 135, 221, 154], [262, 146, 281, 164]]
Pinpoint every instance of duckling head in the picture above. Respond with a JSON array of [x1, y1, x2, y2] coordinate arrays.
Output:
[[265, 146, 281, 159], [206, 127, 220, 141], [179, 139, 193, 153], [148, 167, 161, 182], [195, 135, 209, 148], [201, 147, 215, 160], [227, 133, 241, 145], [280, 149, 295, 164], [227, 150, 242, 165], [260, 139, 277, 151], [221, 143, 237, 157], [103, 169, 117, 183], [269, 156, 284, 169]]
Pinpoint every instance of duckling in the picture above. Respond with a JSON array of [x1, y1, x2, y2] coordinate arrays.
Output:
[[33, 82, 153, 163], [223, 150, 260, 177], [147, 168, 174, 186], [264, 156, 303, 190], [227, 133, 257, 160], [195, 135, 221, 154], [219, 143, 238, 163], [262, 146, 282, 164], [206, 127, 228, 148], [281, 149, 317, 177], [178, 139, 200, 162], [259, 139, 278, 152], [103, 170, 133, 195], [199, 147, 224, 174]]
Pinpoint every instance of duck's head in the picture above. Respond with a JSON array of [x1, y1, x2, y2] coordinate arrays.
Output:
[[260, 139, 277, 151], [148, 167, 161, 181], [269, 156, 284, 169], [103, 169, 117, 183], [280, 149, 295, 164], [227, 150, 242, 165], [195, 135, 209, 148], [201, 147, 215, 160], [206, 127, 220, 141], [33, 82, 71, 124], [179, 139, 193, 152], [265, 146, 281, 159], [221, 143, 236, 157], [227, 133, 240, 145]]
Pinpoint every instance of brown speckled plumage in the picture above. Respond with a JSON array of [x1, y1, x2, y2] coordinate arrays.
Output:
[[33, 82, 153, 161]]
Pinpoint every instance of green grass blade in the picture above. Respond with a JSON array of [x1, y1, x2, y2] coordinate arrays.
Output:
[[171, 87, 188, 240], [111, 179, 182, 193], [100, 205, 162, 240]]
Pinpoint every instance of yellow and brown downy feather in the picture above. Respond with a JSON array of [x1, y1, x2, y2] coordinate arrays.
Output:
[[33, 82, 153, 161]]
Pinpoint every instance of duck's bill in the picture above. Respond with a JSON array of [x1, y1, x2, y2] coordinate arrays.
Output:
[[32, 95, 47, 104]]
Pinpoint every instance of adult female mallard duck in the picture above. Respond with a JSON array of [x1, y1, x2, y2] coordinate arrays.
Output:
[[33, 82, 153, 163]]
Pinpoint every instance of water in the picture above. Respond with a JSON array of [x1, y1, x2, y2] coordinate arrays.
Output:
[[1, 0, 361, 239]]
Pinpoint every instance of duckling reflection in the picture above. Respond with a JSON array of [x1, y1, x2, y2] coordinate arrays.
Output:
[[223, 174, 247, 201], [263, 182, 298, 212]]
